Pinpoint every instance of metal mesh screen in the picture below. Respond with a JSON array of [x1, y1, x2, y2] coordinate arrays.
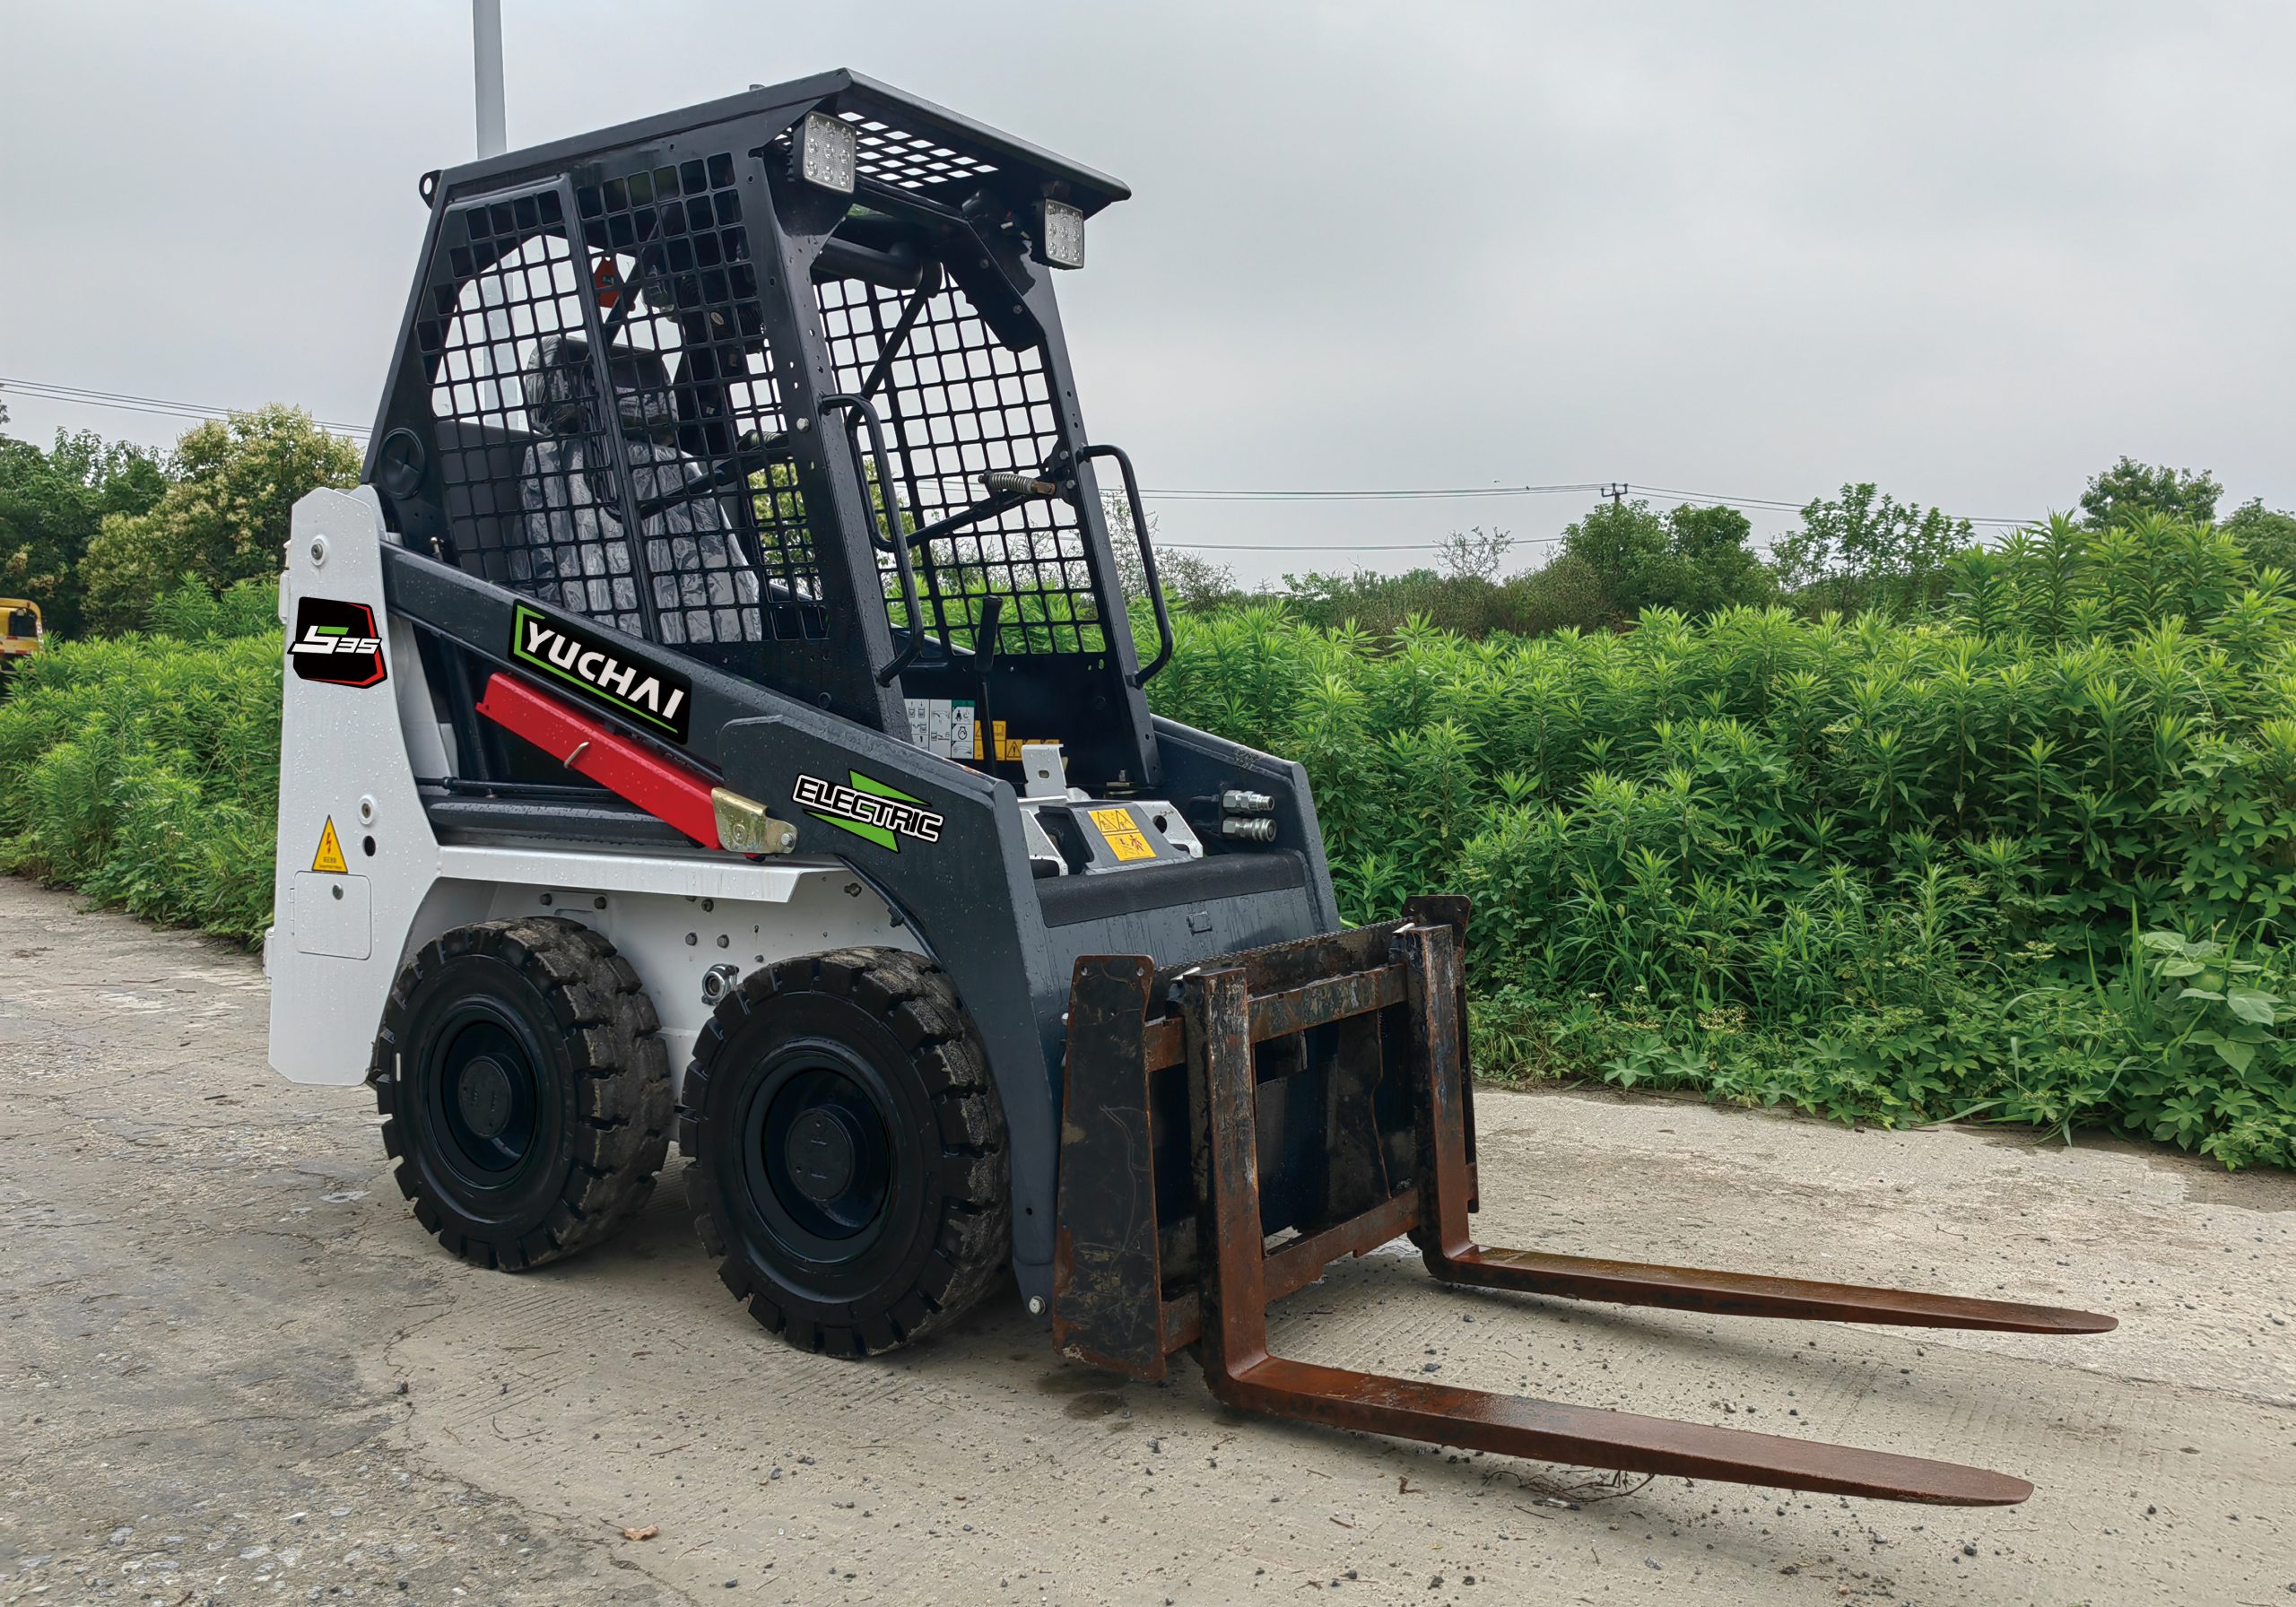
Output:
[[416, 162, 823, 647], [577, 158, 819, 642], [841, 109, 1001, 193], [815, 274, 1107, 656]]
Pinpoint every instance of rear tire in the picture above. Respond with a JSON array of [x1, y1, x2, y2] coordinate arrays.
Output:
[[371, 917, 671, 1270], [679, 947, 1010, 1357]]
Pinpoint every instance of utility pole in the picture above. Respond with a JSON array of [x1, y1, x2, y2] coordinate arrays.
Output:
[[473, 0, 507, 158], [1604, 482, 1628, 508]]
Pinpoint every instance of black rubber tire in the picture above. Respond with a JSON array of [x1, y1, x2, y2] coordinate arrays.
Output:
[[679, 947, 1010, 1357], [370, 917, 671, 1271]]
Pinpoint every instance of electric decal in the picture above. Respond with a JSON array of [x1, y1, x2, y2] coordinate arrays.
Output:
[[508, 602, 692, 743], [289, 598, 387, 688], [794, 770, 944, 852]]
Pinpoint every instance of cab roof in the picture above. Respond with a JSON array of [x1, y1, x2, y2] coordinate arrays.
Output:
[[431, 68, 1131, 219]]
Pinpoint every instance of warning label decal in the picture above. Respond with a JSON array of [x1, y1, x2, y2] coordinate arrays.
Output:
[[1089, 806, 1157, 863], [311, 817, 348, 874]]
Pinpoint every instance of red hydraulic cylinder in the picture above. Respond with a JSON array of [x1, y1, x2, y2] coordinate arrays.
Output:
[[474, 670, 722, 848]]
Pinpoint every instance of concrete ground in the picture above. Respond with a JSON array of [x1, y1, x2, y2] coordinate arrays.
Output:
[[1, 875, 2291, 1607]]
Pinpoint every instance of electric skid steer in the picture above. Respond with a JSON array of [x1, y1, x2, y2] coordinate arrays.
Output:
[[268, 70, 2110, 1506]]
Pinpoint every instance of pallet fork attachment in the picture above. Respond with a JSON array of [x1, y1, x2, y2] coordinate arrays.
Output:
[[1053, 904, 2114, 1507]]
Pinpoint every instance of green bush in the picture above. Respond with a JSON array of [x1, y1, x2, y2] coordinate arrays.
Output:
[[5, 508, 2293, 1168], [1143, 511, 2296, 1168], [0, 584, 283, 943]]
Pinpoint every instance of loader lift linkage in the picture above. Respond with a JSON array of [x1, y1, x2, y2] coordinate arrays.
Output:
[[265, 66, 2113, 1512]]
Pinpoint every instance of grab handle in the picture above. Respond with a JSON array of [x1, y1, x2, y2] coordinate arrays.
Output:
[[1077, 442, 1171, 686], [820, 393, 927, 687]]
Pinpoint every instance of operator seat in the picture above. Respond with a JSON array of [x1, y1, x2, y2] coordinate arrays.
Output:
[[514, 334, 763, 646]]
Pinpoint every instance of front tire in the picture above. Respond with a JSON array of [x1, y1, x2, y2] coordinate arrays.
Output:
[[680, 948, 1010, 1357], [371, 917, 671, 1270]]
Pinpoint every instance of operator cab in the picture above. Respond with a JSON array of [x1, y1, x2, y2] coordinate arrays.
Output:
[[0, 599, 41, 661], [369, 73, 1182, 844]]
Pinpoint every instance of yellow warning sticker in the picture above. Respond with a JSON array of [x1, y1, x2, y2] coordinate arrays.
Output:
[[1089, 806, 1157, 863], [311, 816, 348, 874], [974, 719, 1056, 763]]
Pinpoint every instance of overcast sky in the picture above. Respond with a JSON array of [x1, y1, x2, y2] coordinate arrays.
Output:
[[4, 2, 2290, 582]]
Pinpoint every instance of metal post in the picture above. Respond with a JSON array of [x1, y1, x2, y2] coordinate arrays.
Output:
[[473, 0, 507, 159]]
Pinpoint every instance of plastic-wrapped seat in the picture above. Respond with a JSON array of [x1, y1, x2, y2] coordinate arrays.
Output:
[[515, 334, 762, 646]]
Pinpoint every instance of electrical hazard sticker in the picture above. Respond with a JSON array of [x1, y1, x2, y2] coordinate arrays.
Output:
[[289, 598, 387, 688], [1089, 806, 1157, 863], [310, 817, 349, 874]]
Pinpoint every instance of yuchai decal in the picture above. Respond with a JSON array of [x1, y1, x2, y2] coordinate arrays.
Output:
[[289, 597, 387, 688], [795, 770, 944, 852], [508, 603, 692, 742]]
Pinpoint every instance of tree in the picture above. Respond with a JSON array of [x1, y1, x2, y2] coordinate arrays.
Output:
[[2078, 456, 2221, 530], [1559, 498, 1671, 620], [1657, 503, 1774, 615], [1557, 498, 1773, 621], [1770, 482, 1971, 614], [2222, 497, 2296, 574], [79, 407, 361, 633], [1435, 526, 1513, 583], [0, 425, 170, 638], [1103, 491, 1236, 614]]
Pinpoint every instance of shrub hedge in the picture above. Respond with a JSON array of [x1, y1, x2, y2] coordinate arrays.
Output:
[[1145, 514, 2296, 1169], [0, 581, 282, 943], [4, 517, 2293, 1169]]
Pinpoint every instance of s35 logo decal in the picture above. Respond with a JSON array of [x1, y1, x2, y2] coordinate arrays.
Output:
[[290, 598, 387, 688]]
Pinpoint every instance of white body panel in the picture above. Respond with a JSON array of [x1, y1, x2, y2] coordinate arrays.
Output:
[[265, 490, 914, 1090], [266, 491, 448, 1085]]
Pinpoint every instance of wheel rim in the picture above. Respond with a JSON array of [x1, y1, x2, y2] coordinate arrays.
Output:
[[740, 1043, 899, 1264], [424, 1009, 542, 1185]]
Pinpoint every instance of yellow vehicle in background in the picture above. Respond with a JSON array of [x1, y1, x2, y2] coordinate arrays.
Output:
[[0, 599, 43, 671]]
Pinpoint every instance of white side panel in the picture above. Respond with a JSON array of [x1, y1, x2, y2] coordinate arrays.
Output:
[[433, 845, 813, 903], [451, 857, 923, 1084], [287, 872, 372, 959], [263, 494, 928, 1090], [266, 489, 444, 1086]]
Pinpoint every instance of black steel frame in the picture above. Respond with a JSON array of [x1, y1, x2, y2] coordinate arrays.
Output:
[[366, 70, 1164, 790]]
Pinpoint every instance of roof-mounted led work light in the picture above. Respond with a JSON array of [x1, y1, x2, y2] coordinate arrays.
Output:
[[792, 110, 857, 194], [1037, 198, 1085, 269]]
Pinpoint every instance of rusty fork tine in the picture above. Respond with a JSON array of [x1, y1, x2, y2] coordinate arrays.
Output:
[[1216, 1356, 2035, 1506], [1181, 952, 2038, 1507], [1391, 922, 2112, 1337], [1138, 925, 2108, 1507], [1425, 1247, 2118, 1333]]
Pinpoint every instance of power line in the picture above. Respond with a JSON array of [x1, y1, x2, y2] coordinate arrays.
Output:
[[3, 377, 2045, 534], [1157, 535, 1564, 552], [1623, 481, 2033, 529], [1136, 482, 1604, 502], [0, 378, 371, 439]]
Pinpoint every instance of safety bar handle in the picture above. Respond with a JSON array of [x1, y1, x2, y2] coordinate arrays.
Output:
[[1077, 442, 1172, 687], [820, 393, 928, 688]]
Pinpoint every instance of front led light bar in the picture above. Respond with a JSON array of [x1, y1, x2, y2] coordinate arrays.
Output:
[[1038, 198, 1085, 269], [792, 110, 857, 194]]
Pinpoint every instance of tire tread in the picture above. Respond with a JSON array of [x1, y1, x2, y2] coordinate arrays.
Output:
[[370, 916, 671, 1271]]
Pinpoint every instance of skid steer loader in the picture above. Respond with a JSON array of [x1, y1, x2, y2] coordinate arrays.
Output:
[[267, 70, 2110, 1506]]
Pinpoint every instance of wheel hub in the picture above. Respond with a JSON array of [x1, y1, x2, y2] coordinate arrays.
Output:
[[744, 1054, 898, 1257], [456, 1055, 516, 1139], [428, 1016, 540, 1181], [785, 1107, 860, 1202]]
